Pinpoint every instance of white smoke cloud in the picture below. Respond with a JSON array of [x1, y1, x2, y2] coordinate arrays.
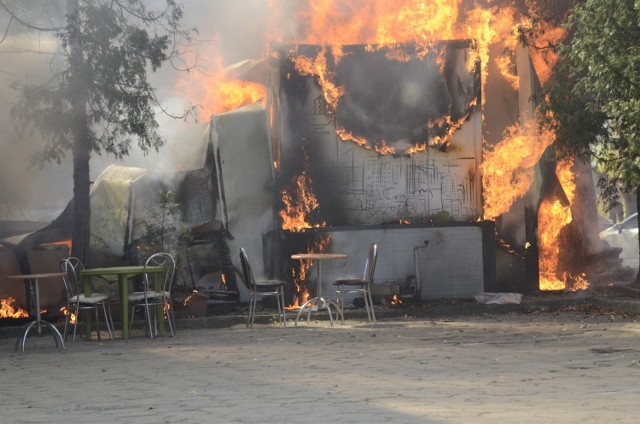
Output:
[[0, 0, 270, 221]]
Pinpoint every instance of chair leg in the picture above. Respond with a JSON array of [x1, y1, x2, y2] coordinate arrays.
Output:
[[171, 303, 177, 335], [279, 288, 286, 327], [94, 308, 102, 341], [365, 286, 376, 323], [248, 292, 256, 328], [101, 303, 114, 339], [165, 299, 176, 336], [336, 287, 345, 325], [253, 293, 259, 327], [275, 288, 283, 326], [72, 309, 79, 342], [144, 302, 154, 338], [153, 304, 159, 337], [163, 303, 170, 335], [150, 304, 157, 337], [341, 288, 346, 325], [129, 304, 136, 334], [63, 311, 70, 341], [105, 303, 115, 338], [130, 302, 153, 337], [306, 300, 313, 324], [360, 288, 371, 322], [253, 292, 259, 328], [246, 294, 252, 328]]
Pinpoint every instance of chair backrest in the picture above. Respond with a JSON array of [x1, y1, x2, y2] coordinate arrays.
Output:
[[144, 252, 176, 294], [362, 243, 378, 283], [60, 257, 85, 301], [239, 248, 255, 291]]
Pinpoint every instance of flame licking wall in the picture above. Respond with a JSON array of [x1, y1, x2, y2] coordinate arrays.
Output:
[[206, 1, 578, 299], [212, 37, 549, 301], [274, 42, 483, 226], [268, 41, 492, 302]]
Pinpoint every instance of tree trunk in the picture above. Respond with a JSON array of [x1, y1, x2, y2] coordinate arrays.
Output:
[[572, 158, 605, 255], [626, 191, 640, 287], [635, 192, 640, 284], [67, 0, 91, 264], [71, 122, 91, 264]]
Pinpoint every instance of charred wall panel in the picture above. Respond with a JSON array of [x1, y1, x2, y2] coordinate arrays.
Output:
[[274, 42, 483, 226]]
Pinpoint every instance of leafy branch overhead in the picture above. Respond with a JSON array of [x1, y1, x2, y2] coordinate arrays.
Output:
[[542, 0, 640, 197]]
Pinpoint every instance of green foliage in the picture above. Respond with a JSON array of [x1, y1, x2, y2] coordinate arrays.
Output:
[[542, 0, 640, 200], [136, 189, 191, 260]]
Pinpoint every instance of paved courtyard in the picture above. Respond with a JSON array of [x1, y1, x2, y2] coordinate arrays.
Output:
[[1, 307, 639, 424]]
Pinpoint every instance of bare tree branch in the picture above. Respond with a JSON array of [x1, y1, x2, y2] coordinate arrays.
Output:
[[0, 48, 56, 55], [0, 1, 64, 32], [0, 14, 12, 43]]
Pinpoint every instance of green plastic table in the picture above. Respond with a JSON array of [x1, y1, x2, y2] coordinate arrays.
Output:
[[80, 265, 164, 339]]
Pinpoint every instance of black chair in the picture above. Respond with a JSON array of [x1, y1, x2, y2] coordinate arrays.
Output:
[[333, 243, 377, 325], [239, 248, 287, 328]]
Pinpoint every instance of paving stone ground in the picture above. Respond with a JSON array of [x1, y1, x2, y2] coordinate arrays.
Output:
[[1, 307, 639, 424]]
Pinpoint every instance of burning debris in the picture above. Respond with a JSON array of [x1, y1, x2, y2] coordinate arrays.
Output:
[[0, 297, 28, 319]]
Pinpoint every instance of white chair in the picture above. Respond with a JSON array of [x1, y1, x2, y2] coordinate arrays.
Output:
[[333, 243, 378, 325], [61, 257, 114, 342], [128, 252, 176, 338], [239, 248, 287, 328]]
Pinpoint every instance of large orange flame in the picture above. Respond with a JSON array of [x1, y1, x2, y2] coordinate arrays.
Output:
[[269, 1, 524, 102], [266, 1, 535, 157], [538, 197, 572, 290], [279, 171, 325, 232], [1, 297, 28, 318], [174, 53, 266, 119], [481, 116, 556, 220], [538, 157, 589, 291]]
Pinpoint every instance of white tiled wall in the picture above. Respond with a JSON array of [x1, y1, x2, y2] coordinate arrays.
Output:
[[320, 225, 485, 300]]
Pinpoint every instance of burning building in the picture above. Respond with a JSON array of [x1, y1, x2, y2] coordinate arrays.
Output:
[[207, 1, 593, 306], [1, 1, 596, 317]]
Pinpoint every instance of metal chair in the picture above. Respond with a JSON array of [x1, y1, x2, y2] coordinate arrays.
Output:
[[60, 257, 114, 342], [239, 248, 287, 328], [333, 243, 378, 325], [129, 252, 176, 338]]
